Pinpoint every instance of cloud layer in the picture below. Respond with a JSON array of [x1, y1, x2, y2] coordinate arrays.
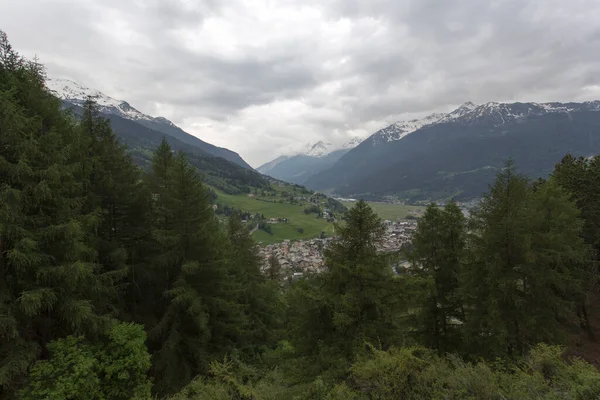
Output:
[[3, 0, 600, 166]]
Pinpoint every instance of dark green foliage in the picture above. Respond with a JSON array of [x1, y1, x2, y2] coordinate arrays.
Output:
[[408, 200, 467, 354], [304, 205, 320, 215], [4, 32, 600, 400], [146, 149, 232, 394], [463, 162, 590, 359], [225, 216, 282, 354], [19, 322, 152, 400], [552, 154, 600, 335], [286, 200, 409, 382], [0, 31, 115, 395], [79, 99, 152, 317], [326, 344, 600, 400], [63, 101, 269, 195]]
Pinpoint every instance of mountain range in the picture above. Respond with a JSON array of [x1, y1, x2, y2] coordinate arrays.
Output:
[[257, 137, 364, 184], [47, 78, 268, 194], [47, 78, 252, 170], [295, 100, 600, 201]]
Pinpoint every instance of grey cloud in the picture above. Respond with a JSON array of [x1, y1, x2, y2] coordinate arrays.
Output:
[[2, 0, 600, 166]]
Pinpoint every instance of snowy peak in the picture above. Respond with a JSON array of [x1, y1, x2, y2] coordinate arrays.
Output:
[[304, 141, 333, 157], [46, 78, 175, 126], [342, 136, 365, 149], [438, 101, 477, 122], [294, 137, 364, 158], [371, 112, 446, 146], [369, 100, 600, 147]]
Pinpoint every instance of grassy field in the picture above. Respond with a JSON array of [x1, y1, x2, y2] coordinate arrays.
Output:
[[214, 188, 334, 245], [342, 201, 426, 221]]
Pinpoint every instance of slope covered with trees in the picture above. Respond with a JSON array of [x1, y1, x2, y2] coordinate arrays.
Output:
[[2, 32, 600, 399], [62, 101, 269, 195]]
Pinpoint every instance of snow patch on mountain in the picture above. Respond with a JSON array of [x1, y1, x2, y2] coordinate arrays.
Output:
[[342, 136, 366, 149], [304, 141, 333, 157], [286, 136, 365, 158], [371, 113, 446, 146], [370, 100, 600, 147], [46, 78, 176, 126]]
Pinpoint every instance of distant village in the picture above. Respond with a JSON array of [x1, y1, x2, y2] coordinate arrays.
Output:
[[258, 219, 418, 281], [257, 196, 478, 281]]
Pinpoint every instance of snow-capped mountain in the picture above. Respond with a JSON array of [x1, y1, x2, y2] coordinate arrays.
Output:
[[304, 99, 600, 200], [342, 136, 366, 149], [304, 141, 334, 157], [370, 113, 446, 146], [257, 136, 365, 184], [47, 78, 177, 126], [369, 100, 600, 147], [300, 137, 364, 157], [47, 78, 253, 169]]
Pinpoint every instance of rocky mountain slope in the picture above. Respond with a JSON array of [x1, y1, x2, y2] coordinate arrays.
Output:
[[304, 100, 600, 201], [47, 78, 253, 169]]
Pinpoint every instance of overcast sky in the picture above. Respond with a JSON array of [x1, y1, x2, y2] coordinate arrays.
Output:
[[2, 0, 600, 167]]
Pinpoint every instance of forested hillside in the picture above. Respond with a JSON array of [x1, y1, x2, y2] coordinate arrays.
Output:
[[62, 101, 269, 195], [2, 32, 600, 399]]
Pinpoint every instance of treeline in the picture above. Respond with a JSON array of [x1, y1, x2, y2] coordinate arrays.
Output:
[[0, 33, 280, 399], [2, 32, 600, 399]]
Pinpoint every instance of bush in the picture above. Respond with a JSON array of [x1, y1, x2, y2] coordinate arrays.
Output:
[[304, 205, 320, 215], [19, 322, 152, 400], [297, 227, 304, 234], [333, 344, 600, 400]]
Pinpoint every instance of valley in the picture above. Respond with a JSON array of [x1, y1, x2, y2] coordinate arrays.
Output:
[[211, 183, 340, 245], [340, 200, 426, 221], [4, 13, 600, 400]]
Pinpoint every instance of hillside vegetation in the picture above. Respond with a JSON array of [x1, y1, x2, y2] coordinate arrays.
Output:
[[3, 33, 600, 400], [213, 185, 341, 244], [342, 201, 426, 221], [62, 101, 269, 195]]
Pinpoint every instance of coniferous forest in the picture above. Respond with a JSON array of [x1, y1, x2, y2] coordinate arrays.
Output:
[[3, 32, 600, 399]]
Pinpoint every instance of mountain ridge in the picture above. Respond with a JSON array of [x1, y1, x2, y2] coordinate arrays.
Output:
[[257, 136, 365, 183], [47, 78, 253, 169], [304, 99, 600, 201]]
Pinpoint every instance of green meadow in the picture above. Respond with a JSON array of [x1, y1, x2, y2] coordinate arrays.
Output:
[[214, 188, 334, 245]]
